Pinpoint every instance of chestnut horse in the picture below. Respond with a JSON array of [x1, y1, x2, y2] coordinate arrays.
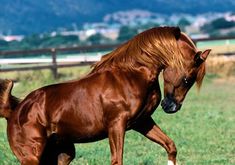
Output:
[[0, 27, 211, 165]]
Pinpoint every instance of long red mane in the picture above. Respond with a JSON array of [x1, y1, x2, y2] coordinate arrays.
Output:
[[92, 27, 184, 72]]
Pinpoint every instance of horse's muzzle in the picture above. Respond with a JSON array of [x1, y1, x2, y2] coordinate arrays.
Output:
[[161, 96, 182, 114]]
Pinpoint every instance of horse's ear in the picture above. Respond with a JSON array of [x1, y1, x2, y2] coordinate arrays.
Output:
[[172, 27, 181, 40], [194, 49, 211, 66], [200, 49, 211, 60]]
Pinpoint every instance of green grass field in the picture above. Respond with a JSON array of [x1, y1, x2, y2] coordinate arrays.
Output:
[[0, 67, 235, 165], [197, 39, 235, 55]]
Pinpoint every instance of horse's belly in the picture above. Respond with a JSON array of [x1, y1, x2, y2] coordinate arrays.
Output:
[[52, 113, 107, 143]]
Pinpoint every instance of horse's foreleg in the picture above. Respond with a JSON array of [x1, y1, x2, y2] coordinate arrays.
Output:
[[108, 116, 127, 165], [133, 117, 177, 165]]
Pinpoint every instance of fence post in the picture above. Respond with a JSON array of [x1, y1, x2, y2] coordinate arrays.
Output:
[[51, 48, 58, 78]]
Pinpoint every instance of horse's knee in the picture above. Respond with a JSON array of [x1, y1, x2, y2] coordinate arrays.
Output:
[[167, 141, 177, 158]]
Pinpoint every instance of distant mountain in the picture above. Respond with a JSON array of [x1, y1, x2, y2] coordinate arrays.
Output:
[[0, 0, 235, 35]]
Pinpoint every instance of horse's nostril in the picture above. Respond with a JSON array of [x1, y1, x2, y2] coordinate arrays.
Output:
[[161, 96, 182, 114]]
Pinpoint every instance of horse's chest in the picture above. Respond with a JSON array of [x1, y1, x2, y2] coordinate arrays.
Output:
[[142, 90, 161, 115], [129, 89, 161, 124]]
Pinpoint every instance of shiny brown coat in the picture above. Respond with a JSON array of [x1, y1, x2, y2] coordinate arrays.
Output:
[[0, 27, 211, 165]]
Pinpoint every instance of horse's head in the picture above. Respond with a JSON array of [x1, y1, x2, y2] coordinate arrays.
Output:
[[161, 30, 211, 114]]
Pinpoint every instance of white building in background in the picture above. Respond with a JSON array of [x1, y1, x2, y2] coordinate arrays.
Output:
[[0, 35, 24, 42], [56, 23, 120, 41], [82, 23, 119, 40], [224, 13, 235, 22], [56, 28, 119, 41]]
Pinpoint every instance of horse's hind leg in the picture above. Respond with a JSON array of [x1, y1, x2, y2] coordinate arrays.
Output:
[[133, 117, 177, 165], [15, 136, 46, 165], [8, 132, 46, 165]]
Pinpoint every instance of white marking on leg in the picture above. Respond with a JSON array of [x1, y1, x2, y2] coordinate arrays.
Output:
[[167, 160, 174, 165]]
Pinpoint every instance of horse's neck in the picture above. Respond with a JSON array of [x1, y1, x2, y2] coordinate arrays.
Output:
[[132, 65, 162, 87]]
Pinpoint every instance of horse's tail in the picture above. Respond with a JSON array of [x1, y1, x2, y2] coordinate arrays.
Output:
[[0, 79, 20, 119]]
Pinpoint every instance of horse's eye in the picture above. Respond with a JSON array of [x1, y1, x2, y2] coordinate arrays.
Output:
[[183, 76, 195, 86], [183, 77, 188, 84]]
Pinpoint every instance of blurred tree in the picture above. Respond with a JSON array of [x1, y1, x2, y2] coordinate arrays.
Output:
[[22, 34, 42, 47], [227, 30, 235, 36], [41, 35, 80, 47], [3, 34, 80, 50], [201, 18, 235, 33], [177, 18, 191, 31], [117, 26, 138, 42], [0, 39, 9, 51], [86, 33, 110, 45], [211, 18, 235, 29], [139, 22, 160, 30]]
